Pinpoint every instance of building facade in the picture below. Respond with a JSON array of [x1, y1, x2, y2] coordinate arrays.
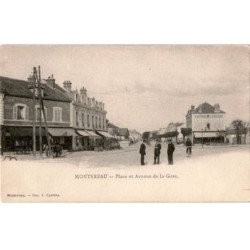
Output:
[[186, 102, 226, 143], [0, 76, 73, 152], [60, 80, 108, 150], [0, 75, 110, 153]]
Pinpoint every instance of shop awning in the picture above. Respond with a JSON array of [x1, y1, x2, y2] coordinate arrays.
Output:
[[5, 126, 46, 137], [194, 132, 219, 138], [76, 129, 90, 137], [85, 130, 101, 138], [48, 128, 78, 137], [96, 130, 115, 138]]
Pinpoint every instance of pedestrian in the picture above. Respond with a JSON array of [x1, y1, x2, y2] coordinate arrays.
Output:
[[154, 139, 162, 164], [185, 138, 192, 156], [167, 140, 175, 165], [139, 140, 146, 165]]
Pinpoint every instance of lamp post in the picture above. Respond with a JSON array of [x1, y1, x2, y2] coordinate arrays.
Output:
[[202, 128, 204, 148]]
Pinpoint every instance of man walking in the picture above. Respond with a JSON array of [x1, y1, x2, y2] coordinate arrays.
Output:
[[139, 140, 146, 165], [167, 140, 175, 165]]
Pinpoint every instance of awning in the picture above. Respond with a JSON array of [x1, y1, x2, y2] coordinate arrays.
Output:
[[48, 128, 78, 137], [194, 132, 219, 138], [85, 130, 101, 138], [96, 130, 115, 139], [5, 126, 46, 137], [76, 129, 90, 137]]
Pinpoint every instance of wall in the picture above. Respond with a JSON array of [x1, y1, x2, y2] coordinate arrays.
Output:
[[192, 114, 226, 131], [3, 95, 71, 127]]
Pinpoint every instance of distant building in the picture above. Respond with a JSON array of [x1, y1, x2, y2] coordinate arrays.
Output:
[[186, 102, 226, 143], [129, 129, 141, 142], [118, 128, 129, 140]]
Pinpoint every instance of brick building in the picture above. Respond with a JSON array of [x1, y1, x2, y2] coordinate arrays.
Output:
[[0, 76, 74, 152]]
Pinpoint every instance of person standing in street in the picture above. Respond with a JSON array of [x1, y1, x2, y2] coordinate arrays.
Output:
[[139, 140, 146, 165], [167, 140, 175, 165], [154, 139, 162, 164], [185, 138, 192, 156]]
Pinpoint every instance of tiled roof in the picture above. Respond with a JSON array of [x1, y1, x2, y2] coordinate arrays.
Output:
[[0, 76, 71, 102], [187, 102, 225, 116]]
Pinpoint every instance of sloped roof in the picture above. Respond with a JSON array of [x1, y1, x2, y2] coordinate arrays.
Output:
[[0, 76, 71, 102], [108, 122, 119, 129], [187, 102, 225, 115], [118, 128, 129, 136]]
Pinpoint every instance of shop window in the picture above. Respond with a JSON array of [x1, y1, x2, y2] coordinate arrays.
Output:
[[13, 104, 29, 120], [53, 107, 62, 122]]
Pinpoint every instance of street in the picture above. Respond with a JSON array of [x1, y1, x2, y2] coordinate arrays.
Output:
[[24, 141, 250, 168]]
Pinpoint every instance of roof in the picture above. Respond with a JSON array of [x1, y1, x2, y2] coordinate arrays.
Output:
[[118, 128, 129, 136], [187, 102, 225, 116], [108, 122, 119, 129], [0, 76, 71, 102]]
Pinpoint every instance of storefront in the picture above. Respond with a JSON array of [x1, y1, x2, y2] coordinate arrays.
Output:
[[48, 128, 78, 151], [96, 130, 119, 150], [75, 129, 102, 150], [193, 131, 222, 144], [4, 126, 47, 152]]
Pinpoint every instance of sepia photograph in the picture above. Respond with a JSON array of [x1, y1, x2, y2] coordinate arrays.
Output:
[[0, 45, 249, 202]]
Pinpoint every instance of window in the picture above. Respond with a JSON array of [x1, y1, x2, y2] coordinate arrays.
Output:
[[87, 114, 90, 127], [95, 117, 97, 129], [207, 123, 210, 130], [103, 118, 105, 129], [36, 106, 47, 121], [82, 113, 85, 127], [99, 117, 101, 129], [13, 104, 29, 120], [53, 107, 62, 122], [76, 111, 79, 126], [92, 116, 94, 128]]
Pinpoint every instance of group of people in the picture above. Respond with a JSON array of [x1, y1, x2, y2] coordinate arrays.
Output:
[[139, 138, 192, 165]]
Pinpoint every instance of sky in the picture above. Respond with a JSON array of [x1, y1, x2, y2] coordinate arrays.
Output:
[[0, 45, 249, 133]]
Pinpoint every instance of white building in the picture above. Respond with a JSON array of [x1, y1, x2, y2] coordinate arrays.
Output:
[[186, 102, 226, 143]]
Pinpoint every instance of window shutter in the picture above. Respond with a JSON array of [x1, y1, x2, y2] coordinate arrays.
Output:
[[25, 106, 29, 120], [13, 105, 17, 120]]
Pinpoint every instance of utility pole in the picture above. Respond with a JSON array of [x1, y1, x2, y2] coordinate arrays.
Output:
[[31, 66, 52, 158], [38, 66, 43, 157], [32, 67, 37, 156]]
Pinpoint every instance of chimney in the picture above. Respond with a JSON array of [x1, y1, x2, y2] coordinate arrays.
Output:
[[214, 103, 220, 112], [80, 87, 87, 95], [27, 74, 35, 84], [63, 80, 72, 92], [191, 105, 195, 110], [46, 75, 56, 89]]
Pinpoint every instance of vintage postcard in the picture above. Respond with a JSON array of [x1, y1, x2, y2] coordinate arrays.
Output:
[[0, 45, 249, 202]]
